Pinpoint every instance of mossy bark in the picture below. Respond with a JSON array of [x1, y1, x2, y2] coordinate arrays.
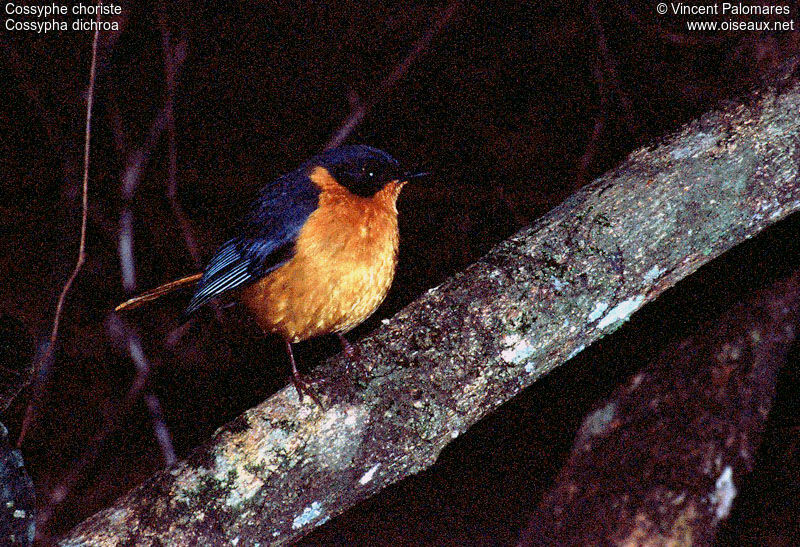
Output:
[[62, 78, 800, 545], [519, 271, 800, 546]]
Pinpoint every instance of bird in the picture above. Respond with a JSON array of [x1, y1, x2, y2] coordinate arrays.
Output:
[[115, 145, 425, 406]]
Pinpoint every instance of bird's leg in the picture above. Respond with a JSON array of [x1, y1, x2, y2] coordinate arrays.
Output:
[[284, 340, 324, 409], [336, 333, 359, 359], [336, 333, 368, 383]]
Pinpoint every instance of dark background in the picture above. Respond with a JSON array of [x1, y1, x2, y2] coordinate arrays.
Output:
[[1, 0, 799, 543]]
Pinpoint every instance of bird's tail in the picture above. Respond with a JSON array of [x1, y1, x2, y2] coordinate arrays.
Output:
[[114, 273, 203, 312]]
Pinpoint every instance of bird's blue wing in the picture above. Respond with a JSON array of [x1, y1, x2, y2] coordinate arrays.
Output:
[[184, 168, 320, 315]]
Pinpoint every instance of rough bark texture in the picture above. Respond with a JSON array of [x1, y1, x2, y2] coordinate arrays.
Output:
[[0, 422, 35, 545], [518, 270, 800, 546], [61, 79, 800, 545]]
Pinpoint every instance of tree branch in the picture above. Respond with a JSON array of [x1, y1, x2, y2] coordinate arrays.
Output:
[[519, 269, 800, 545], [17, 22, 101, 448], [325, 1, 462, 149], [63, 76, 800, 544]]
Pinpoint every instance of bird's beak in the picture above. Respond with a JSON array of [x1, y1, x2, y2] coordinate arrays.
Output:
[[401, 170, 430, 183]]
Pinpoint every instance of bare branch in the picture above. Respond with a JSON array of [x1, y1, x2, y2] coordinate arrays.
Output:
[[325, 1, 462, 149], [588, 0, 637, 135], [62, 76, 800, 545], [120, 321, 176, 466], [521, 271, 800, 545], [17, 20, 101, 448], [37, 316, 176, 543], [159, 16, 201, 267], [574, 62, 610, 188], [114, 36, 190, 292]]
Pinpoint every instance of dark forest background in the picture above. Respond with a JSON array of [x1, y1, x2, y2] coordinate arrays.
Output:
[[1, 1, 799, 543]]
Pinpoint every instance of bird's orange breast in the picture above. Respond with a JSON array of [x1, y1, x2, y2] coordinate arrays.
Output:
[[239, 167, 404, 343]]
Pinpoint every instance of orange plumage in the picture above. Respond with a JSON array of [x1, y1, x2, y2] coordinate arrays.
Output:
[[114, 145, 423, 405], [240, 166, 404, 343]]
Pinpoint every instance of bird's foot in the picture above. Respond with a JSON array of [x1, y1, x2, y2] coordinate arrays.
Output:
[[337, 333, 360, 359], [291, 370, 325, 410], [284, 340, 325, 409], [337, 333, 369, 384]]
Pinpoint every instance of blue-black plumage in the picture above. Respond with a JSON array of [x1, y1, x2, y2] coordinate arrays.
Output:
[[114, 144, 422, 406], [184, 145, 403, 315]]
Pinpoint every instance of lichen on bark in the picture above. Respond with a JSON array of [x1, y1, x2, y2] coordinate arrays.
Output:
[[63, 78, 800, 545]]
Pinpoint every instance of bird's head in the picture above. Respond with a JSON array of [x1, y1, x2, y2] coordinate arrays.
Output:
[[306, 145, 426, 199]]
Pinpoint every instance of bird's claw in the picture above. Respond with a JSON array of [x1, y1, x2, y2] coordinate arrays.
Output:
[[291, 371, 325, 410]]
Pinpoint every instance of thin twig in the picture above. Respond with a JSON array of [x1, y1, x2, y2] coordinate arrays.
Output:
[[325, 0, 462, 149], [121, 321, 176, 465], [621, 0, 725, 47], [160, 17, 201, 267], [0, 36, 80, 194], [37, 316, 176, 542], [111, 16, 183, 466], [17, 21, 101, 448], [105, 24, 191, 481], [143, 392, 176, 465], [588, 0, 638, 136], [575, 62, 611, 188], [113, 37, 188, 292]]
